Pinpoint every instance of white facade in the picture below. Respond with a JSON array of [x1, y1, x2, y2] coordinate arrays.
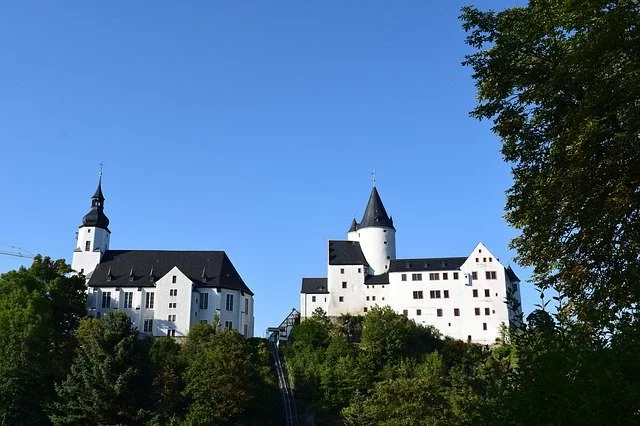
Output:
[[301, 187, 522, 345], [75, 178, 255, 338]]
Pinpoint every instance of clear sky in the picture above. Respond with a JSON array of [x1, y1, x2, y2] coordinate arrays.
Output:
[[0, 1, 532, 335]]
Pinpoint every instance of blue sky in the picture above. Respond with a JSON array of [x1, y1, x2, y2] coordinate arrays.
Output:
[[0, 1, 533, 335]]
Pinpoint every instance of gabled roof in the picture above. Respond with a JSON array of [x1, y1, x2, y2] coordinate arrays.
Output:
[[87, 250, 253, 295], [505, 265, 520, 282], [301, 278, 329, 294], [389, 257, 467, 273], [365, 273, 389, 284], [328, 240, 369, 266], [359, 187, 394, 229]]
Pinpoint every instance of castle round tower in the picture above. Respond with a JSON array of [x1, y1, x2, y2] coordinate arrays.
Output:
[[348, 187, 396, 275]]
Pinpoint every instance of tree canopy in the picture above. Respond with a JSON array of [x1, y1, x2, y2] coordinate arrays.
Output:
[[461, 0, 640, 330]]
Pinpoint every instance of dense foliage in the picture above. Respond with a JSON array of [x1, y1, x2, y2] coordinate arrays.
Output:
[[284, 305, 640, 424], [0, 257, 281, 426]]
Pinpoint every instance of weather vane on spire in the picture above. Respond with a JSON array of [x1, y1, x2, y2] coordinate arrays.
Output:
[[99, 162, 103, 177], [371, 170, 376, 187]]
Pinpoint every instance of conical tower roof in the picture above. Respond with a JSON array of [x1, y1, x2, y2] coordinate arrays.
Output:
[[359, 187, 394, 229]]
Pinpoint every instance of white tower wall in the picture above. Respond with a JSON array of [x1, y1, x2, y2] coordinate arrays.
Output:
[[358, 226, 396, 275], [71, 226, 110, 277]]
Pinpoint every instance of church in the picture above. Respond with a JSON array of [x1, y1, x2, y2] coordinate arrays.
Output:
[[71, 177, 255, 338], [300, 186, 521, 344]]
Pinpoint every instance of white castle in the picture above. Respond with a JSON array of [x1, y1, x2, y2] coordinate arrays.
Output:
[[71, 177, 255, 338], [300, 186, 521, 344]]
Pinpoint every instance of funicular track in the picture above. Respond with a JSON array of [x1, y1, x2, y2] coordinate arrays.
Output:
[[270, 339, 298, 426]]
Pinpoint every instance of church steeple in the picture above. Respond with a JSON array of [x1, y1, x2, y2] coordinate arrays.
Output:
[[82, 177, 110, 230], [359, 187, 394, 230], [72, 172, 111, 278]]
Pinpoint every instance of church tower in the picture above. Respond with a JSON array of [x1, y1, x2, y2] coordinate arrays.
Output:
[[347, 186, 396, 275], [71, 176, 111, 278]]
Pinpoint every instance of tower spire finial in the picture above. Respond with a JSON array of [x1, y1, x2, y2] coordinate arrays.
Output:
[[371, 170, 376, 187], [99, 162, 103, 178]]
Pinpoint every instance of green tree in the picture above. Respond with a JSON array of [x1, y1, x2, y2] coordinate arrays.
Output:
[[0, 280, 53, 424], [182, 325, 257, 425], [461, 0, 640, 330], [51, 311, 152, 425], [148, 337, 186, 424], [0, 255, 86, 424]]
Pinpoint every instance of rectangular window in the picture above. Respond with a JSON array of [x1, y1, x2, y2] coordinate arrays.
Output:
[[101, 292, 111, 309], [412, 291, 424, 299], [143, 319, 153, 333], [340, 268, 345, 274], [453, 272, 459, 280], [485, 271, 491, 279], [444, 290, 449, 298], [489, 257, 493, 262], [429, 273, 439, 280], [437, 309, 443, 317], [145, 292, 155, 309], [485, 308, 490, 315], [416, 309, 422, 316], [124, 292, 133, 309], [85, 241, 91, 251], [435, 290, 441, 298], [472, 271, 478, 280], [339, 296, 344, 302], [475, 308, 481, 316], [366, 296, 370, 301], [486, 271, 497, 279], [226, 294, 234, 311], [364, 307, 368, 313], [484, 289, 490, 297], [167, 315, 172, 321], [473, 289, 478, 297], [454, 308, 460, 316], [358, 268, 361, 273], [311, 296, 316, 302], [483, 257, 487, 262], [442, 273, 448, 280], [402, 309, 408, 317], [401, 273, 407, 281], [372, 296, 376, 301], [342, 282, 347, 289], [244, 298, 249, 313], [483, 323, 488, 331], [224, 321, 233, 330], [200, 293, 209, 309], [172, 276, 177, 283], [412, 273, 422, 281], [244, 324, 248, 337]]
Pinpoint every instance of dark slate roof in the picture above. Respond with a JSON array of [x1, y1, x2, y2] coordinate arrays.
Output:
[[328, 240, 369, 266], [301, 277, 329, 294], [87, 250, 253, 295], [365, 273, 389, 284], [505, 266, 520, 282], [389, 257, 467, 273], [92, 177, 105, 201], [359, 187, 394, 229], [81, 178, 110, 230], [348, 219, 358, 233]]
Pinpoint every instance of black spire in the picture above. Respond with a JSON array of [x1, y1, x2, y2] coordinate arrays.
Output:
[[82, 177, 110, 230], [348, 218, 358, 233], [359, 187, 394, 229]]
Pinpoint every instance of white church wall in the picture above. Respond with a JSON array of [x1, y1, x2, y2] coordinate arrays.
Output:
[[300, 293, 329, 317], [154, 267, 193, 337]]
